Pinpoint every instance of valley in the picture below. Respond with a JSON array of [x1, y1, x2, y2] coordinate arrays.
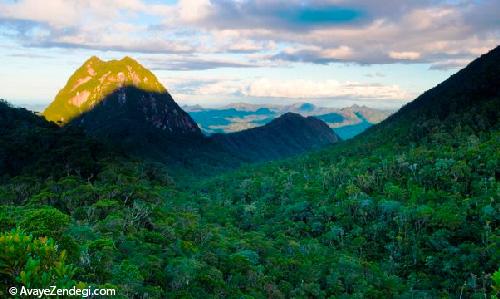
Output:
[[0, 46, 498, 298]]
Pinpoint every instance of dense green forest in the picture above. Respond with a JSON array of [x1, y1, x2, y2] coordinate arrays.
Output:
[[0, 47, 499, 298]]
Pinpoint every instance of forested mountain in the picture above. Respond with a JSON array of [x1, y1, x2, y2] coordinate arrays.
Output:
[[0, 47, 498, 298], [212, 113, 340, 161]]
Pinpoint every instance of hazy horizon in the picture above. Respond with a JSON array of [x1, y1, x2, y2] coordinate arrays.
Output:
[[12, 96, 400, 113]]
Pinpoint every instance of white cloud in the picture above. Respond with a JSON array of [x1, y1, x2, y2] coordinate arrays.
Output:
[[0, 0, 189, 53], [177, 0, 212, 22], [0, 0, 155, 28], [0, 0, 80, 28], [243, 78, 409, 100], [388, 51, 421, 60]]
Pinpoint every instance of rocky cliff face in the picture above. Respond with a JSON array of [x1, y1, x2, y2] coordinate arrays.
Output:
[[44, 56, 166, 123], [71, 86, 201, 137], [212, 113, 340, 161]]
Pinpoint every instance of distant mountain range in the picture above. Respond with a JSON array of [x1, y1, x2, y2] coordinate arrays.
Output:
[[183, 102, 394, 139]]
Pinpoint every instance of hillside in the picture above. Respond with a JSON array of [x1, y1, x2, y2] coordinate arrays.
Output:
[[188, 46, 500, 297], [0, 100, 107, 178], [212, 113, 340, 161], [370, 44, 500, 143]]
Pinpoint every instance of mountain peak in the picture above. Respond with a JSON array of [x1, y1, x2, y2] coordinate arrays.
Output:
[[299, 102, 315, 111], [280, 112, 302, 119], [85, 55, 103, 64], [274, 113, 325, 126], [43, 56, 166, 123], [120, 56, 137, 63]]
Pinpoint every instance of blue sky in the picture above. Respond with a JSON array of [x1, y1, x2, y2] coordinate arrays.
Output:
[[0, 0, 498, 110]]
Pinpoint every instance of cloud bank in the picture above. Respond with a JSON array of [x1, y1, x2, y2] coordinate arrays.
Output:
[[0, 0, 498, 69]]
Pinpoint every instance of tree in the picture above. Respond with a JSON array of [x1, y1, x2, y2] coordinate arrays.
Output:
[[0, 228, 76, 294]]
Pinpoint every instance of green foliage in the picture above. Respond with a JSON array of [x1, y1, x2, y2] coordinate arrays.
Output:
[[492, 269, 500, 296], [19, 207, 70, 238], [1, 105, 497, 297], [0, 228, 75, 294]]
